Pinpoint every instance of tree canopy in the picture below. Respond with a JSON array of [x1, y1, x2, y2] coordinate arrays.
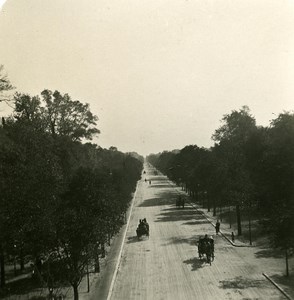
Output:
[[147, 108, 294, 263], [0, 89, 143, 299]]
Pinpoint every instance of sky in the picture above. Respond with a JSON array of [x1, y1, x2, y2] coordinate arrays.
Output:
[[0, 0, 294, 156]]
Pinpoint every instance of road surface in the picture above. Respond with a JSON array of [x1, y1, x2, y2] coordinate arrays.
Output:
[[109, 163, 286, 300]]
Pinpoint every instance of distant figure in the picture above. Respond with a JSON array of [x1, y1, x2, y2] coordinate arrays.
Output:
[[145, 178, 147, 182], [215, 220, 220, 234], [143, 170, 146, 174], [231, 232, 235, 243], [149, 180, 151, 185]]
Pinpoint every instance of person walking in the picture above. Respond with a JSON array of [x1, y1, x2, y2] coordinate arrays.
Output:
[[215, 220, 220, 234]]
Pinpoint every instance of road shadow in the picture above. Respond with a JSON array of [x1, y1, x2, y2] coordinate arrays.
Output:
[[126, 236, 140, 243], [182, 219, 210, 225], [165, 236, 197, 246], [254, 248, 284, 259], [219, 276, 264, 289], [139, 189, 180, 207], [156, 210, 196, 222], [183, 257, 207, 271], [149, 184, 174, 189], [139, 197, 168, 207], [161, 207, 181, 212], [127, 235, 150, 243], [138, 197, 175, 207], [155, 209, 205, 223]]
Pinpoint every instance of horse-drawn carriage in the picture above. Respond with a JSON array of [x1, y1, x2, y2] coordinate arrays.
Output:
[[198, 235, 214, 265], [176, 196, 185, 208], [136, 219, 149, 240]]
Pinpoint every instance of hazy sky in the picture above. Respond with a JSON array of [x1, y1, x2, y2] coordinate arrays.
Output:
[[0, 0, 294, 155]]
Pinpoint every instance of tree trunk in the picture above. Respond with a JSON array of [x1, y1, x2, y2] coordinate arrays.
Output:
[[0, 244, 5, 287], [236, 204, 242, 236], [73, 283, 79, 300], [101, 243, 105, 258], [95, 256, 100, 273], [285, 248, 289, 277], [213, 196, 216, 216], [248, 204, 252, 245], [95, 246, 100, 273], [219, 204, 222, 221], [20, 247, 25, 271]]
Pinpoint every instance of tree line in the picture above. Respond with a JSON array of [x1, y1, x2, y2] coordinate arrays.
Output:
[[0, 69, 143, 299], [147, 106, 294, 276]]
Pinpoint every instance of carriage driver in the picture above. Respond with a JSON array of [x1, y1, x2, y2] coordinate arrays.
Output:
[[138, 218, 149, 230], [202, 234, 214, 248], [142, 218, 149, 231], [203, 234, 209, 242]]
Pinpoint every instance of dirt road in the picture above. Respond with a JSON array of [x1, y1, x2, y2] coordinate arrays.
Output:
[[109, 164, 286, 300]]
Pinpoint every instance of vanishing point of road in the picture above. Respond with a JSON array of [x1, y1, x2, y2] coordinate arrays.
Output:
[[107, 163, 286, 300]]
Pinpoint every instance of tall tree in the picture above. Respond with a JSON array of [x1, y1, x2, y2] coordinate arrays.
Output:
[[40, 90, 100, 141], [212, 106, 257, 235], [13, 90, 100, 141], [262, 112, 294, 275]]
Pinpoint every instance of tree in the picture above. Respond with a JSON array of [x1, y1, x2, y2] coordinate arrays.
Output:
[[52, 167, 106, 299], [1, 87, 144, 297], [261, 112, 294, 275], [40, 90, 100, 141], [212, 106, 257, 236], [13, 90, 100, 141], [0, 121, 63, 287]]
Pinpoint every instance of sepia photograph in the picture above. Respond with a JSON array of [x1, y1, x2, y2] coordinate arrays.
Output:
[[0, 0, 293, 299]]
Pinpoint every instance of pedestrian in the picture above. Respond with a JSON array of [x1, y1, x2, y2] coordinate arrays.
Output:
[[149, 180, 151, 185], [231, 232, 235, 243], [215, 220, 220, 234]]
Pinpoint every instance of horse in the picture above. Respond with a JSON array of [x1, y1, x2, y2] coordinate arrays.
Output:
[[176, 197, 185, 208], [198, 238, 214, 265], [136, 222, 149, 240]]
